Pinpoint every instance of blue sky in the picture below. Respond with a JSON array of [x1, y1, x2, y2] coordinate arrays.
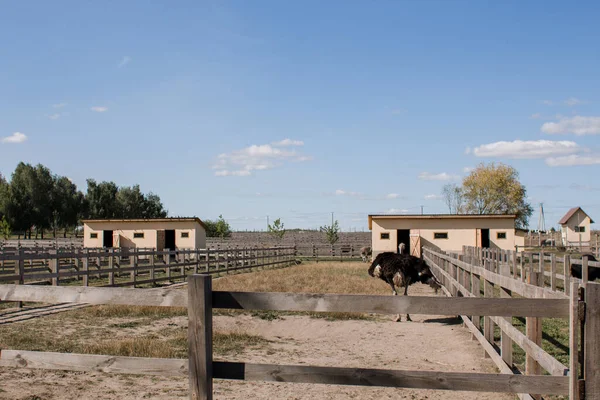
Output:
[[1, 1, 599, 231]]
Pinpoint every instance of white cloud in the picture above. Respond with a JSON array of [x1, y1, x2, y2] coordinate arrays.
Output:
[[541, 116, 600, 135], [335, 189, 361, 197], [272, 138, 304, 147], [386, 208, 409, 214], [464, 147, 472, 155], [215, 170, 251, 177], [90, 106, 108, 113], [463, 167, 474, 173], [418, 172, 459, 181], [213, 142, 311, 177], [564, 97, 583, 107], [2, 132, 27, 144], [118, 56, 131, 68], [424, 194, 442, 200], [48, 114, 61, 120], [545, 154, 600, 167], [542, 100, 554, 106], [386, 193, 400, 199], [472, 140, 580, 159], [530, 113, 542, 119], [52, 103, 67, 108]]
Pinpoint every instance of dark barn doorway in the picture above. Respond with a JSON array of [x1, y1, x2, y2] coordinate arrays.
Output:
[[481, 229, 490, 248], [103, 230, 114, 248], [397, 229, 410, 254], [165, 229, 176, 250]]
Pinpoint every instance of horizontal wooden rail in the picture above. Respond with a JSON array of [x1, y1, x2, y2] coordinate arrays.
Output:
[[212, 362, 568, 395], [0, 284, 568, 318], [0, 350, 568, 395]]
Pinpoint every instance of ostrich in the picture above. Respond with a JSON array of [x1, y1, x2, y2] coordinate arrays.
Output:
[[571, 254, 599, 281], [398, 242, 406, 255], [368, 252, 442, 322], [360, 246, 372, 263]]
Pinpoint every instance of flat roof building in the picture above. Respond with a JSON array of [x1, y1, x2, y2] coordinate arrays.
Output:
[[82, 218, 207, 250], [369, 214, 517, 257]]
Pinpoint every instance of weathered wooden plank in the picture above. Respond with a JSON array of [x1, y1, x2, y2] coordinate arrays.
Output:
[[584, 282, 600, 399], [0, 350, 187, 376], [491, 316, 567, 376], [188, 275, 212, 400], [0, 284, 187, 307], [212, 291, 569, 318], [212, 362, 568, 394]]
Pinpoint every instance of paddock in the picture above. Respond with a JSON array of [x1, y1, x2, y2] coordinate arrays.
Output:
[[0, 250, 598, 399]]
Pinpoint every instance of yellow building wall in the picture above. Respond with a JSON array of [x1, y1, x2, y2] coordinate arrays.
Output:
[[371, 217, 516, 256], [83, 221, 207, 249], [562, 210, 592, 244]]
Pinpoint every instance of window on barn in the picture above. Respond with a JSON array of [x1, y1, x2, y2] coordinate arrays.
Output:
[[497, 232, 507, 239], [181, 232, 189, 238], [575, 226, 586, 233], [434, 232, 448, 239], [90, 233, 98, 239], [380, 232, 390, 240], [133, 232, 144, 239]]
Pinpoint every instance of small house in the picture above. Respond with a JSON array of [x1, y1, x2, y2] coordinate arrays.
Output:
[[369, 214, 517, 257], [82, 218, 207, 250], [559, 207, 594, 246]]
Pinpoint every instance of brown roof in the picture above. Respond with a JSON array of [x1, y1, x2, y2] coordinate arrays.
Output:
[[559, 207, 594, 224], [82, 218, 207, 229]]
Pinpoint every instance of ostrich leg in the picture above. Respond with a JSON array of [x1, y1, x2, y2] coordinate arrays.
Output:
[[387, 279, 402, 322], [403, 282, 412, 322]]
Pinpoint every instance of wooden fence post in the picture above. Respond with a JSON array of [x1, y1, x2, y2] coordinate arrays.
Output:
[[550, 253, 557, 291], [51, 249, 59, 286], [564, 254, 571, 296], [83, 249, 89, 287], [569, 281, 580, 400], [500, 256, 513, 367], [483, 249, 494, 356], [584, 282, 600, 399], [108, 249, 115, 286], [205, 249, 210, 273], [526, 268, 543, 384], [166, 249, 172, 281], [188, 274, 213, 400], [150, 252, 156, 286]]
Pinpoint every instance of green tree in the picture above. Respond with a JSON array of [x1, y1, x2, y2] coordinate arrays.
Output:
[[0, 173, 9, 220], [0, 216, 11, 240], [268, 218, 286, 240], [141, 193, 168, 218], [52, 176, 85, 237], [85, 179, 119, 219], [460, 163, 533, 228], [203, 215, 232, 238], [320, 220, 340, 245], [7, 163, 38, 237]]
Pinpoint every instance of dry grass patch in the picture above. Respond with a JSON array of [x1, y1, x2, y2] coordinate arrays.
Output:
[[72, 304, 187, 319], [212, 261, 387, 295]]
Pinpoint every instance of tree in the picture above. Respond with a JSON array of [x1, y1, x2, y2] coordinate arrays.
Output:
[[268, 218, 286, 240], [320, 220, 340, 245], [52, 176, 84, 237], [442, 183, 464, 214], [0, 216, 11, 239], [460, 163, 533, 228], [85, 179, 119, 219], [204, 215, 232, 238], [0, 173, 9, 220], [7, 163, 38, 237]]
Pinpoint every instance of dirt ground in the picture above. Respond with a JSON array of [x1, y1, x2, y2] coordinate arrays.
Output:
[[0, 283, 515, 400]]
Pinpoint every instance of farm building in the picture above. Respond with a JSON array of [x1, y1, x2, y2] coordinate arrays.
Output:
[[82, 218, 207, 250], [368, 214, 517, 257], [559, 207, 594, 246]]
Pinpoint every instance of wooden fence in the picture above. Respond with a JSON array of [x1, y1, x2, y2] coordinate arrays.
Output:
[[1, 273, 598, 398], [423, 246, 600, 400], [0, 246, 296, 289]]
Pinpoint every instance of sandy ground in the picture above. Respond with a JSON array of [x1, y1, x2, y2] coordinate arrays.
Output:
[[0, 283, 515, 400]]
